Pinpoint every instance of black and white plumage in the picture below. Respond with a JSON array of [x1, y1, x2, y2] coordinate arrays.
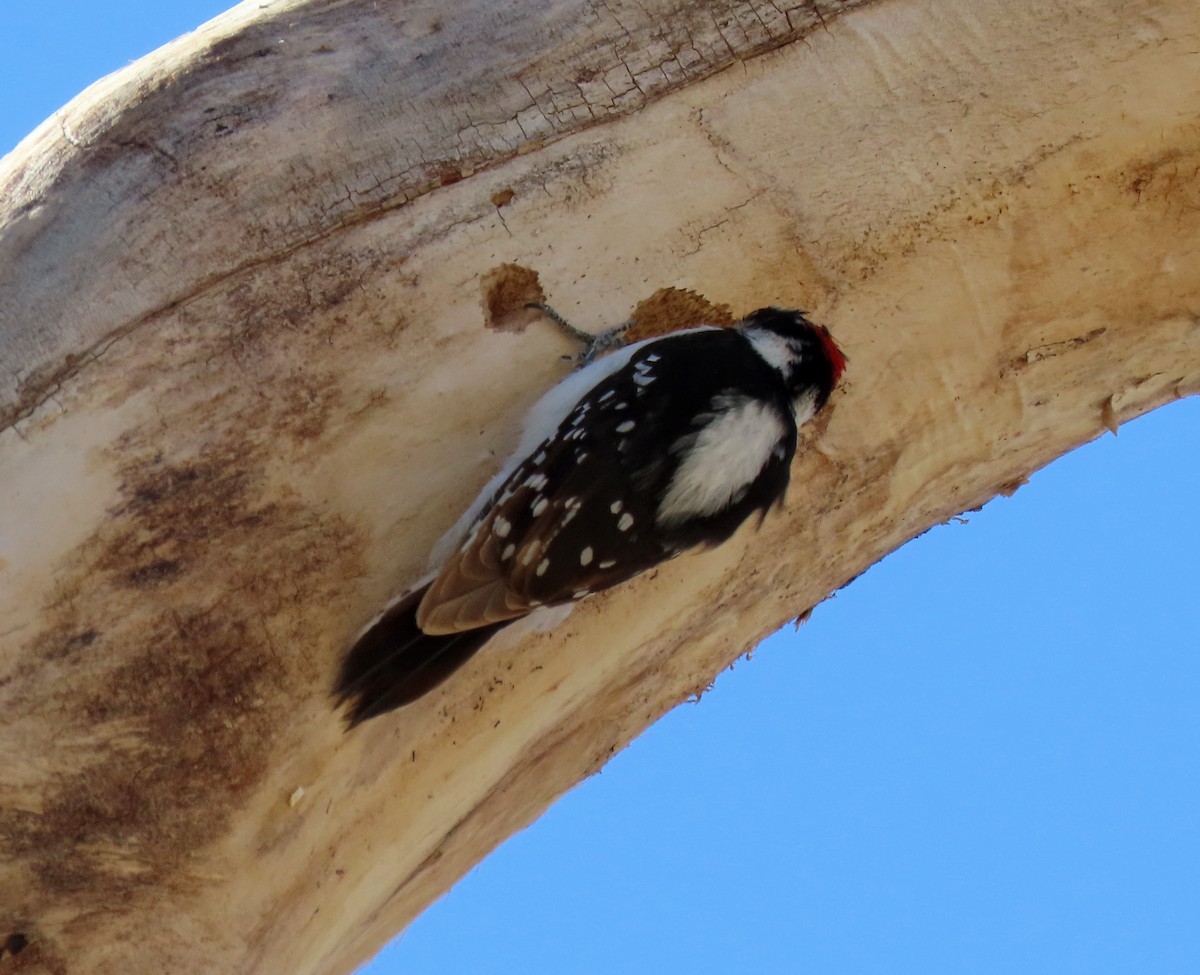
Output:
[[335, 307, 846, 725]]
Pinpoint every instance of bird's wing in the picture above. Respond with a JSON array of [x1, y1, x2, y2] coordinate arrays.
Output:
[[418, 328, 794, 635], [418, 344, 690, 634]]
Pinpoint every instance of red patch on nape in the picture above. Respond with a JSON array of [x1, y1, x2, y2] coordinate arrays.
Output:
[[817, 326, 848, 383]]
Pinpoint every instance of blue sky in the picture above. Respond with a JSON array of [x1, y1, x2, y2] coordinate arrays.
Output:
[[5, 5, 1199, 973]]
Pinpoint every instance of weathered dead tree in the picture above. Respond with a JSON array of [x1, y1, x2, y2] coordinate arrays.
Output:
[[2, 0, 1198, 971]]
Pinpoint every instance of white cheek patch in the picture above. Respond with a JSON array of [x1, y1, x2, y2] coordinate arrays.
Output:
[[656, 395, 786, 527], [742, 328, 801, 377]]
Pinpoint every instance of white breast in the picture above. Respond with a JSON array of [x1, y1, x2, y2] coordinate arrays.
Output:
[[656, 394, 786, 527]]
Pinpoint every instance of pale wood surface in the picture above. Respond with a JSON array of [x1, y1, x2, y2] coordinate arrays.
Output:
[[2, 0, 1198, 972]]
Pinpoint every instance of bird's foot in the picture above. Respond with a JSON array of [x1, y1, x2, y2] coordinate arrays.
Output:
[[525, 303, 633, 365]]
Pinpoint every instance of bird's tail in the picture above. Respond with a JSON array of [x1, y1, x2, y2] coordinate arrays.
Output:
[[334, 584, 507, 726]]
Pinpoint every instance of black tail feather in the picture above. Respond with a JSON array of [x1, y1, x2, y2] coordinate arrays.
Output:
[[334, 584, 509, 726]]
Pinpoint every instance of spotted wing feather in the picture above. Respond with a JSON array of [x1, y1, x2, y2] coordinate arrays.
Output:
[[419, 372, 667, 632]]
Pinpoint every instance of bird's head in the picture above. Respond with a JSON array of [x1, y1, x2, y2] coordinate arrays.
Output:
[[738, 307, 847, 413]]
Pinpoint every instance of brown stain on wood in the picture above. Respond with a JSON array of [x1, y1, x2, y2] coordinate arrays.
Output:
[[0, 229, 381, 957]]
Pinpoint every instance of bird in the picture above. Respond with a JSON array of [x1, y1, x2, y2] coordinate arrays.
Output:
[[335, 305, 846, 725]]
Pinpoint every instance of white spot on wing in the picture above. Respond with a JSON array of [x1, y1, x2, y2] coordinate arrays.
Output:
[[536, 558, 550, 576], [610, 500, 623, 513], [599, 559, 616, 569], [502, 543, 516, 560], [580, 546, 594, 566], [495, 516, 511, 538], [427, 327, 720, 570], [657, 395, 786, 527], [532, 497, 548, 516], [616, 420, 635, 433], [618, 512, 634, 531]]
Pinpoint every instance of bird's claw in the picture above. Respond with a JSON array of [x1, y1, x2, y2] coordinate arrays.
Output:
[[526, 302, 633, 366]]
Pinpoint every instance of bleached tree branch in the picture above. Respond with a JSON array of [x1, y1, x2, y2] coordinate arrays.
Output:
[[2, 0, 1198, 972]]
